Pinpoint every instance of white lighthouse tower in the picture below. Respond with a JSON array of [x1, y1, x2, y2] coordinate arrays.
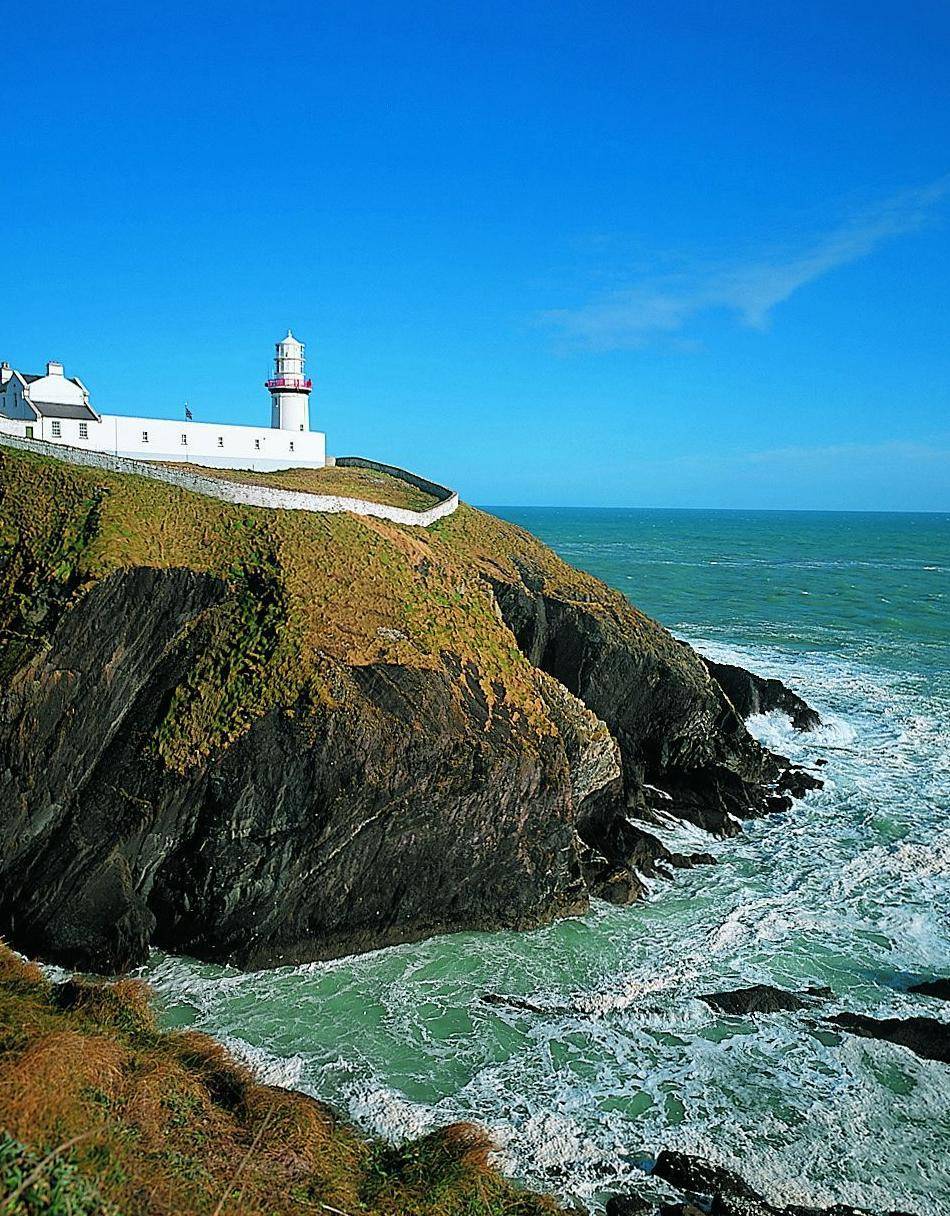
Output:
[[266, 330, 312, 432]]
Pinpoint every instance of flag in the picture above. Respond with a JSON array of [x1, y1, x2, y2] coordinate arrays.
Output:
[[185, 404, 193, 421]]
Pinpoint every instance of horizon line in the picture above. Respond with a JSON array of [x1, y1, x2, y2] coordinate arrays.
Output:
[[478, 503, 950, 516]]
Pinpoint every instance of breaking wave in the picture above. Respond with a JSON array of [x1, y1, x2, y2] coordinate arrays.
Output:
[[144, 513, 950, 1216]]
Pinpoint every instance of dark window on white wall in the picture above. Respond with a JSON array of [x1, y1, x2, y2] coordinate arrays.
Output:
[[218, 436, 224, 448], [142, 431, 149, 443], [289, 441, 294, 452], [79, 422, 88, 439], [254, 439, 260, 450], [51, 420, 61, 438], [181, 434, 188, 445]]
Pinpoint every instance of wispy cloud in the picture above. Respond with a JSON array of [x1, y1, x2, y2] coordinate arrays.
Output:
[[542, 178, 950, 350]]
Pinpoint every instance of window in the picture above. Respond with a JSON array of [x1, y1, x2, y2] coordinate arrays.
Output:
[[181, 433, 188, 445], [289, 441, 294, 452], [142, 431, 149, 443], [51, 420, 61, 438], [25, 425, 34, 440], [217, 436, 224, 448], [254, 439, 260, 450], [299, 424, 304, 431], [79, 422, 88, 439]]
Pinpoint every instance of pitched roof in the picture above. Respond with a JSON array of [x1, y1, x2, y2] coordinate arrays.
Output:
[[30, 400, 99, 421]]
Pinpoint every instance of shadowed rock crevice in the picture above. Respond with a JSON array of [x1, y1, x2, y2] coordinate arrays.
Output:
[[703, 657, 822, 731], [0, 448, 822, 973], [487, 571, 821, 894]]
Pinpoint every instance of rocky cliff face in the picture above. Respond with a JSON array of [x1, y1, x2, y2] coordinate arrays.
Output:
[[0, 448, 819, 973]]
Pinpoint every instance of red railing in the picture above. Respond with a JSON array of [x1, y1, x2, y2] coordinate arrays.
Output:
[[265, 376, 312, 391]]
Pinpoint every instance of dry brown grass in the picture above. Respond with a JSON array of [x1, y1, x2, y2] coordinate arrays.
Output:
[[0, 943, 563, 1216]]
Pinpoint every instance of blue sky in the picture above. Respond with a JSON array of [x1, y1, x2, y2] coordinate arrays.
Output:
[[3, 0, 949, 509]]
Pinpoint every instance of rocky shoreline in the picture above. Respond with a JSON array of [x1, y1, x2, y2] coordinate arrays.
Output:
[[0, 448, 821, 973], [2, 450, 945, 1216], [604, 978, 950, 1216]]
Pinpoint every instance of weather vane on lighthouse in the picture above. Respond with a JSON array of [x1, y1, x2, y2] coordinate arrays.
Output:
[[265, 330, 313, 432]]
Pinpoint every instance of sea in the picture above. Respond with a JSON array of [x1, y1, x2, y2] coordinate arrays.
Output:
[[142, 508, 950, 1215]]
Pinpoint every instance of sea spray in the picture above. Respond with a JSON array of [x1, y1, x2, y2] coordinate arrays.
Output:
[[145, 509, 950, 1215]]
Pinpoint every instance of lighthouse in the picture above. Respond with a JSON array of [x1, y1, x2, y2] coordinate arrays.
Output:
[[266, 330, 312, 432]]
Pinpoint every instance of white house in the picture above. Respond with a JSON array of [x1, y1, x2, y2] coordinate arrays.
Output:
[[0, 332, 326, 471]]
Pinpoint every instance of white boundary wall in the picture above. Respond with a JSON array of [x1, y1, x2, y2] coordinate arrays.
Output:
[[0, 411, 326, 472], [0, 432, 459, 528]]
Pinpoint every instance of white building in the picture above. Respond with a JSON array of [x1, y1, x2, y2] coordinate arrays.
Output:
[[0, 332, 326, 471]]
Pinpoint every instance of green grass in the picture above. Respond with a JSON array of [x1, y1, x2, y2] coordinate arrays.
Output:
[[156, 462, 441, 512], [0, 446, 563, 772], [1, 443, 697, 775]]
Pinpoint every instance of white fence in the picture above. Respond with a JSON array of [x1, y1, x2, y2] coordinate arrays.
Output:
[[0, 432, 459, 528]]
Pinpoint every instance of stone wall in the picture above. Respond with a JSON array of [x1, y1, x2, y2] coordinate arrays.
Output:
[[0, 431, 459, 527]]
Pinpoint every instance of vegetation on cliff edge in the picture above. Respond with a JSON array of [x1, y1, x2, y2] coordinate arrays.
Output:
[[0, 944, 560, 1216], [0, 447, 558, 770], [1, 444, 703, 775]]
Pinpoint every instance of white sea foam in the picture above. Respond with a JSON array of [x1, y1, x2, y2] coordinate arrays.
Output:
[[221, 1035, 307, 1088], [143, 625, 950, 1215], [345, 1084, 438, 1141]]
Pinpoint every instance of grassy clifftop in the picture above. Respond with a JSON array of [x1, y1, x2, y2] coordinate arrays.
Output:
[[0, 447, 552, 769], [0, 944, 559, 1216], [0, 444, 683, 772], [156, 462, 442, 511], [0, 443, 800, 974]]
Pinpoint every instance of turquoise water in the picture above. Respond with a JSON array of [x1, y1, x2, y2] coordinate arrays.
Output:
[[144, 509, 950, 1215]]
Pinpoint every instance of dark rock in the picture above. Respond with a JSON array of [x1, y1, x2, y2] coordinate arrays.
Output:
[[490, 578, 821, 846], [829, 1012, 950, 1064], [668, 851, 717, 869], [699, 984, 830, 1015], [781, 768, 823, 799], [0, 569, 594, 972], [651, 1150, 913, 1215], [0, 458, 825, 974], [652, 1150, 762, 1208], [605, 1193, 655, 1216], [907, 977, 950, 1000], [703, 659, 821, 731]]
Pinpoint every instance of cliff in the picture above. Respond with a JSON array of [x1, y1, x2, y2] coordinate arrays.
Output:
[[0, 446, 818, 973]]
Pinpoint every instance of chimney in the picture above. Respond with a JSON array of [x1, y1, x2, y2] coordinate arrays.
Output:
[[47, 361, 64, 377], [0, 362, 10, 386]]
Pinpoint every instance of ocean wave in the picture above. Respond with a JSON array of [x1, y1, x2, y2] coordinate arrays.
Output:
[[143, 616, 950, 1215]]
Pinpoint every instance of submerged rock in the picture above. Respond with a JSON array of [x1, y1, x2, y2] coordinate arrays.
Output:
[[703, 658, 821, 731], [610, 1149, 918, 1215], [700, 984, 832, 1015], [829, 1012, 950, 1064], [604, 1197, 655, 1216], [480, 992, 554, 1015], [907, 977, 950, 1000]]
